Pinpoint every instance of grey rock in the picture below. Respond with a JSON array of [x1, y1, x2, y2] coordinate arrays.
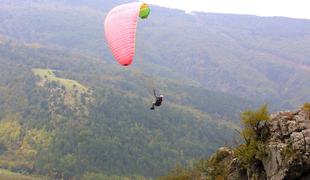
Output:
[[222, 108, 310, 180]]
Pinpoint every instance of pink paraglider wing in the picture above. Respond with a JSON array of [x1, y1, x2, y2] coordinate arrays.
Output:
[[104, 2, 145, 66]]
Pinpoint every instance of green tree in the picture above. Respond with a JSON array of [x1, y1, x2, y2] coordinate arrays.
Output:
[[235, 105, 270, 166]]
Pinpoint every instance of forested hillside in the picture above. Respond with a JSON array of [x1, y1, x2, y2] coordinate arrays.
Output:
[[0, 0, 309, 109], [0, 0, 309, 179], [0, 37, 248, 179]]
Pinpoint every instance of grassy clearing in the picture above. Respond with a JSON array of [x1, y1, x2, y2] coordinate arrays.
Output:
[[0, 169, 44, 180], [32, 68, 87, 92]]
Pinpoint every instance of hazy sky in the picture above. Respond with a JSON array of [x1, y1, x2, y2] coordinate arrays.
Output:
[[143, 0, 310, 19]]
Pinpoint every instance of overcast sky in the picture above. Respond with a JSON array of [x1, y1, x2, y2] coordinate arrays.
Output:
[[142, 0, 310, 19]]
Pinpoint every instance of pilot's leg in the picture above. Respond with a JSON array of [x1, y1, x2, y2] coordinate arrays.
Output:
[[150, 102, 155, 110]]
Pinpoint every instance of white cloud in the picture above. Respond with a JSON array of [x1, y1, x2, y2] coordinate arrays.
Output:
[[142, 0, 310, 19]]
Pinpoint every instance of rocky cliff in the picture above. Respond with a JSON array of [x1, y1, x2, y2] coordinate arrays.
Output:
[[207, 105, 310, 180]]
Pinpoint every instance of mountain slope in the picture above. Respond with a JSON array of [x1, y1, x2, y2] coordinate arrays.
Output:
[[0, 0, 309, 178], [0, 38, 249, 178], [0, 1, 309, 109]]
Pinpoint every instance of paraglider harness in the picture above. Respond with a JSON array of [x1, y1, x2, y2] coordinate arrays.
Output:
[[150, 89, 163, 110]]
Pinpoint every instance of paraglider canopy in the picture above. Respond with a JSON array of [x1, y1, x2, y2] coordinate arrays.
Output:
[[104, 2, 150, 66]]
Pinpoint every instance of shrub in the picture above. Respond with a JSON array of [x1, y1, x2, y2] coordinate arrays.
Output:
[[235, 105, 269, 167], [302, 103, 310, 112]]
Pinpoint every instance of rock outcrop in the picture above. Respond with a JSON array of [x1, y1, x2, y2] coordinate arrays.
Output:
[[207, 107, 310, 180], [263, 109, 310, 180]]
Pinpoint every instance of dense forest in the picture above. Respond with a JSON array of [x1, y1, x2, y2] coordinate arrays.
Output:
[[0, 0, 309, 179], [0, 38, 246, 179], [1, 0, 309, 109]]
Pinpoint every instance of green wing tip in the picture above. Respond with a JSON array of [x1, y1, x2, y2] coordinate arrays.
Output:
[[139, 4, 150, 19]]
